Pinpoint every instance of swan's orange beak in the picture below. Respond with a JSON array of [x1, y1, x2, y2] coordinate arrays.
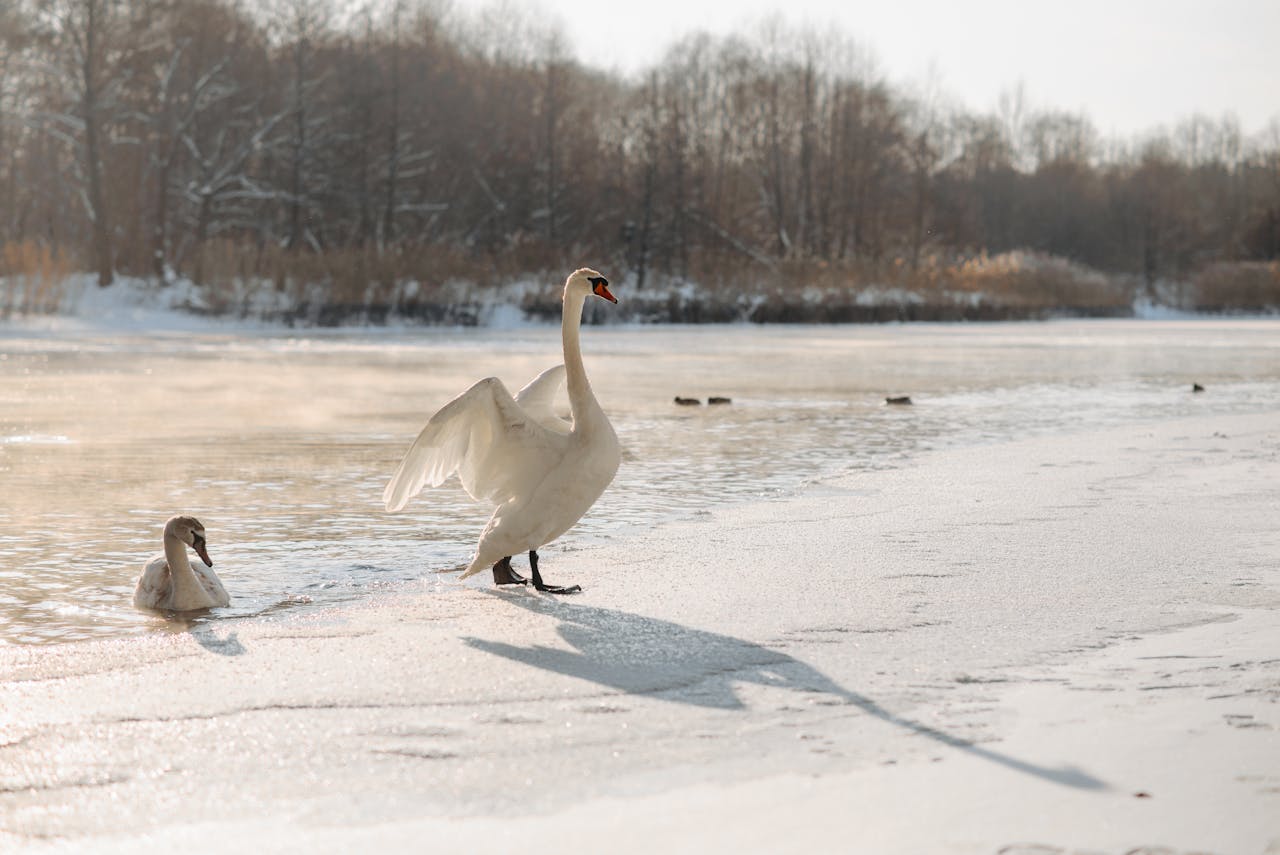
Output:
[[193, 534, 213, 568], [591, 279, 617, 304]]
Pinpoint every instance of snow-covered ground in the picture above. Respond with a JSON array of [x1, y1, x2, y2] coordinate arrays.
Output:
[[0, 274, 548, 332], [2, 274, 241, 333], [1, 410, 1277, 853]]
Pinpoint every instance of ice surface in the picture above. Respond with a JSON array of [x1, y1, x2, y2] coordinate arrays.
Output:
[[0, 411, 1277, 853]]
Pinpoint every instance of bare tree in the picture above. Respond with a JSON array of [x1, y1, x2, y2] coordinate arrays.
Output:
[[45, 0, 128, 285], [0, 2, 32, 244], [269, 0, 334, 251], [1, 1, 1277, 313], [379, 0, 403, 246], [901, 73, 954, 269], [139, 36, 237, 280]]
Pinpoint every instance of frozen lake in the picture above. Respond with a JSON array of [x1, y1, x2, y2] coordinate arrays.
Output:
[[2, 318, 1278, 645]]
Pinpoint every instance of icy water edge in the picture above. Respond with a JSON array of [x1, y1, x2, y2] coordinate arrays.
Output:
[[1, 319, 1278, 645]]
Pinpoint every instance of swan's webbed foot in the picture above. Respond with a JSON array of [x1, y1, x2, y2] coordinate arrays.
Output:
[[492, 556, 527, 586], [529, 550, 582, 595]]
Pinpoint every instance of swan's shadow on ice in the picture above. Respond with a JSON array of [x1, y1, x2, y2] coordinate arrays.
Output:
[[190, 626, 245, 656], [464, 595, 1105, 791], [152, 611, 244, 656]]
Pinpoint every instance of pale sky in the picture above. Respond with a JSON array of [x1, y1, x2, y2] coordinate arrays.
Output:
[[453, 0, 1280, 139]]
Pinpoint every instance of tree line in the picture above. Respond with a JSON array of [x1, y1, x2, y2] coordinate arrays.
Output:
[[1, 0, 1278, 316]]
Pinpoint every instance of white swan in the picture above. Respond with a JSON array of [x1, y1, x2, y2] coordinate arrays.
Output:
[[133, 515, 229, 611], [384, 268, 621, 593]]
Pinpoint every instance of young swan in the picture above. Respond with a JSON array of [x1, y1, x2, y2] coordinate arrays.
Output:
[[133, 515, 229, 611]]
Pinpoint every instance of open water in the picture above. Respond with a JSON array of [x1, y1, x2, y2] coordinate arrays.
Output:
[[2, 319, 1278, 644]]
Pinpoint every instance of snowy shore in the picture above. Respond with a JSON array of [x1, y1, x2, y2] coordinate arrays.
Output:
[[7, 268, 1263, 332], [2, 410, 1278, 853]]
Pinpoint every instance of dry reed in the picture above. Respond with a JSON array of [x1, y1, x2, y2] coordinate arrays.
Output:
[[0, 241, 75, 317]]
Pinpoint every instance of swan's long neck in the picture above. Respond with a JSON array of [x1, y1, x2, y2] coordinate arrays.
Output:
[[562, 287, 599, 426], [163, 530, 211, 607]]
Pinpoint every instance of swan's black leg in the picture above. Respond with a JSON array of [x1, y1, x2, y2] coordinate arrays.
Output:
[[529, 549, 582, 594], [492, 556, 527, 586]]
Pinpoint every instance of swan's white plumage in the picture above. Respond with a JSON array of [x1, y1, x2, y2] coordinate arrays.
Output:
[[133, 515, 229, 611], [383, 374, 570, 509], [384, 268, 620, 582], [515, 364, 570, 434]]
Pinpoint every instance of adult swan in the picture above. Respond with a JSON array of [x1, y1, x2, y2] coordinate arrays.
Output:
[[383, 268, 621, 594]]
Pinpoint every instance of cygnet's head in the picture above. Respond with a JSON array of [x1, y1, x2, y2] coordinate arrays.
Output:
[[165, 515, 213, 567], [565, 268, 616, 304]]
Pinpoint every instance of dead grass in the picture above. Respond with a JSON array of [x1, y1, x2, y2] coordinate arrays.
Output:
[[615, 250, 1134, 323], [187, 239, 575, 323], [189, 243, 1139, 324], [0, 241, 76, 317], [1192, 262, 1280, 312]]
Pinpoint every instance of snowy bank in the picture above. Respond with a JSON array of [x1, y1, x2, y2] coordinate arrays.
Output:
[[0, 274, 237, 334], [2, 410, 1277, 853]]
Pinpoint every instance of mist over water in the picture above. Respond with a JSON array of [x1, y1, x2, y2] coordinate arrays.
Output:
[[2, 319, 1278, 645]]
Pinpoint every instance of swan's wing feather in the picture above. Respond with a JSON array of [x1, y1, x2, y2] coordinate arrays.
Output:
[[383, 376, 566, 511], [133, 557, 170, 608], [194, 565, 230, 606], [514, 364, 570, 433]]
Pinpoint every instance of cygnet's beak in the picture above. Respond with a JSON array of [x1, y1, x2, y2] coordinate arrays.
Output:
[[192, 534, 213, 567], [591, 278, 617, 304]]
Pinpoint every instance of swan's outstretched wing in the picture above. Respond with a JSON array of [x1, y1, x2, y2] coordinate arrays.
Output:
[[514, 364, 570, 434], [383, 376, 567, 512]]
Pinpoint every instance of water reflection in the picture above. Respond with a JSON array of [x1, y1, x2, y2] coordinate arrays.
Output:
[[2, 320, 1279, 644]]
